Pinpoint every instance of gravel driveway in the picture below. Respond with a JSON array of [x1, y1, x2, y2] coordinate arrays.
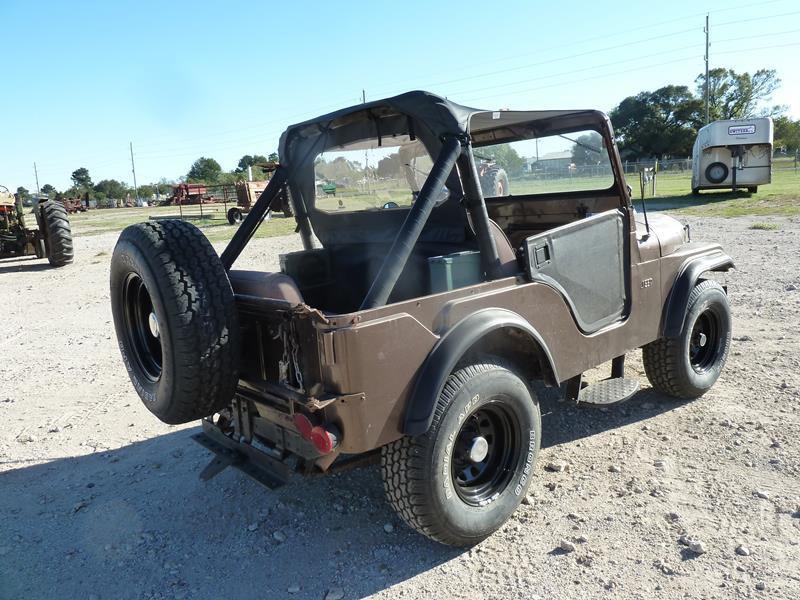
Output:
[[1, 214, 799, 599]]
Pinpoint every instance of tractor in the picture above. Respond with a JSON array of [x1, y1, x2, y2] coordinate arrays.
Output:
[[0, 186, 74, 267]]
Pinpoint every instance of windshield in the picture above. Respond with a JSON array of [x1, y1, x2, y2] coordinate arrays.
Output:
[[314, 135, 446, 212], [474, 128, 614, 197]]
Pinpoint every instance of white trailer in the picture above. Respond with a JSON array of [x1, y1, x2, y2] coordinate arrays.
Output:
[[691, 118, 773, 194]]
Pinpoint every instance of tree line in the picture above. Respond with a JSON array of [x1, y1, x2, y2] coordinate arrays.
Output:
[[611, 67, 797, 159], [21, 65, 795, 202]]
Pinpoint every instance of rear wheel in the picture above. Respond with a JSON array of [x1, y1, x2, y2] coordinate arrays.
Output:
[[480, 167, 509, 198], [381, 358, 540, 546], [642, 280, 731, 399], [39, 200, 73, 267], [227, 207, 242, 225], [110, 220, 240, 424]]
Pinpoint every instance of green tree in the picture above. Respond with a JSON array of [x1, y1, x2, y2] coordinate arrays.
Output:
[[93, 179, 129, 200], [41, 184, 56, 196], [187, 157, 222, 182], [71, 167, 92, 189], [570, 132, 605, 166], [477, 144, 525, 176], [774, 116, 800, 153], [268, 152, 279, 162], [696, 68, 782, 121], [610, 85, 703, 158], [235, 154, 268, 173], [16, 186, 30, 202]]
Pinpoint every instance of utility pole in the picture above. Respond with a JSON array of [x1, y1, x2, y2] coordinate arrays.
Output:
[[33, 162, 40, 195], [129, 142, 140, 205], [704, 14, 710, 125], [362, 89, 366, 104]]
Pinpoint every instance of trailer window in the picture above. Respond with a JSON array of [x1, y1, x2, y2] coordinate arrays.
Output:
[[475, 129, 614, 197], [313, 136, 447, 212]]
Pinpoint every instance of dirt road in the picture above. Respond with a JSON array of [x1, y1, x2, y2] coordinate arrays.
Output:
[[2, 215, 799, 599]]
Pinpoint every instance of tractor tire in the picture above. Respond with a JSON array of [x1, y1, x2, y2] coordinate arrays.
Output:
[[642, 280, 731, 399], [479, 167, 509, 198], [227, 207, 243, 225], [39, 200, 74, 267], [381, 357, 540, 546], [281, 187, 295, 218], [110, 220, 240, 425]]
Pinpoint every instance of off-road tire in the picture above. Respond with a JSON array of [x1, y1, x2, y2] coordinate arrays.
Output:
[[227, 207, 242, 225], [480, 167, 509, 198], [39, 200, 73, 266], [381, 358, 540, 546], [110, 220, 240, 425], [642, 280, 731, 399]]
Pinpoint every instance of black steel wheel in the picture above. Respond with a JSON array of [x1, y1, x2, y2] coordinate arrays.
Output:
[[643, 279, 731, 399], [451, 404, 519, 507], [121, 273, 162, 382], [110, 220, 240, 424], [705, 162, 729, 184], [381, 357, 540, 546]]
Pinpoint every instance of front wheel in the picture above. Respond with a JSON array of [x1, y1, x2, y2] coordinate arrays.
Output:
[[642, 279, 731, 399], [381, 358, 540, 546]]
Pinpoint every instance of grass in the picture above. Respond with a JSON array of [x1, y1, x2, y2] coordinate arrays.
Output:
[[62, 203, 296, 243], [626, 164, 800, 218], [748, 222, 780, 230], [53, 162, 800, 243]]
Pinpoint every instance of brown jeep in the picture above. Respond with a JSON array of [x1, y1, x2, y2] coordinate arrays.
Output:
[[110, 91, 733, 546]]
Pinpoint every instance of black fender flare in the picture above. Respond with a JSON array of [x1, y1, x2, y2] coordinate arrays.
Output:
[[661, 250, 734, 338], [403, 308, 559, 436]]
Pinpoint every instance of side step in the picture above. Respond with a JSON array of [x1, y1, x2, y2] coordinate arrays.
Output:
[[564, 354, 640, 407], [192, 421, 291, 489], [578, 377, 639, 406]]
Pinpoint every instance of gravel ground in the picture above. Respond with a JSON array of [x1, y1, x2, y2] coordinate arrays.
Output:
[[1, 214, 799, 600]]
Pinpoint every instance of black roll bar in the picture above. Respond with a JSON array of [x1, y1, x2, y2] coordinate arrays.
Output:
[[360, 136, 463, 310], [220, 166, 288, 270], [456, 150, 502, 279]]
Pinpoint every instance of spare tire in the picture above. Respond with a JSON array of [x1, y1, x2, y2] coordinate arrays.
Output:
[[110, 220, 240, 424], [705, 162, 729, 184], [480, 167, 509, 198], [39, 200, 74, 267]]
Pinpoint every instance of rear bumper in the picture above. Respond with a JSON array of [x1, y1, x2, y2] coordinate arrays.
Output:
[[192, 420, 292, 489]]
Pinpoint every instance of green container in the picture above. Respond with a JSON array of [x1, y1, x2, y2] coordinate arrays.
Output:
[[428, 250, 482, 293]]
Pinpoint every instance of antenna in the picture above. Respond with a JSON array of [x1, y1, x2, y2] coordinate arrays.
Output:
[[33, 162, 40, 195], [704, 14, 710, 125]]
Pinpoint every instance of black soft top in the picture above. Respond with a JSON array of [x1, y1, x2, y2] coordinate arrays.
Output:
[[278, 91, 602, 245]]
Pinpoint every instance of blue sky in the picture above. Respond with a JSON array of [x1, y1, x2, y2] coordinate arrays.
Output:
[[2, 0, 798, 192]]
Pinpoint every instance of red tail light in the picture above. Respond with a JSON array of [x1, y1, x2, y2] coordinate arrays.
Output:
[[310, 426, 336, 454], [293, 413, 313, 439]]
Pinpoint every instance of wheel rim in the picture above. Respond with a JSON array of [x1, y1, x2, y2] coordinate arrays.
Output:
[[122, 273, 162, 382], [451, 400, 520, 506], [689, 309, 720, 373], [708, 164, 726, 182]]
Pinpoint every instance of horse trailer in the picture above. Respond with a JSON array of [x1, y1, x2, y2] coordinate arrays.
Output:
[[691, 118, 773, 194]]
